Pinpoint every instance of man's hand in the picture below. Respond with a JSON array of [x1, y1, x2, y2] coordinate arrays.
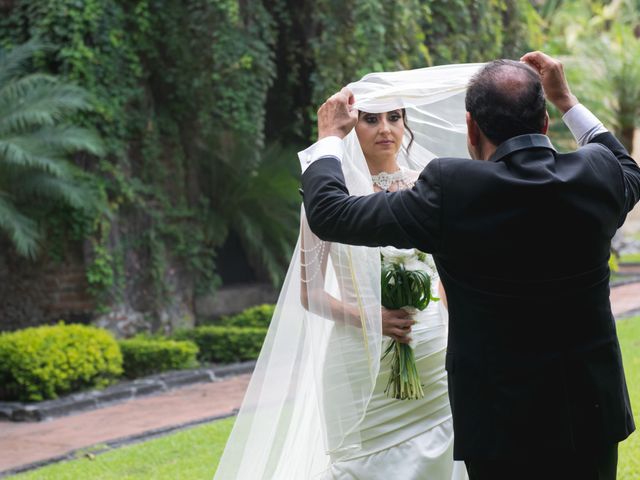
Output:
[[317, 87, 359, 140], [520, 51, 578, 114], [382, 307, 415, 344]]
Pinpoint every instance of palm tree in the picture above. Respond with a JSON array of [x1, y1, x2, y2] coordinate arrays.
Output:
[[0, 41, 105, 258], [581, 24, 640, 152], [559, 19, 640, 153], [538, 1, 640, 152], [200, 135, 301, 286]]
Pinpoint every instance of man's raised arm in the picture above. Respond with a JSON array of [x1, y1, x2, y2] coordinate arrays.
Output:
[[300, 88, 442, 251], [522, 51, 640, 220]]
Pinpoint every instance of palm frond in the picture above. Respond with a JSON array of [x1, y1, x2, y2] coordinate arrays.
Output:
[[0, 139, 67, 176], [0, 40, 53, 89], [567, 24, 640, 144], [0, 73, 58, 103], [0, 40, 105, 258], [16, 173, 99, 211], [227, 143, 301, 285], [6, 124, 104, 157], [0, 194, 39, 258], [0, 81, 93, 135]]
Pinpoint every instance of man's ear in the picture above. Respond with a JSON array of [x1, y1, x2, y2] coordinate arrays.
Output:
[[541, 111, 549, 135], [466, 112, 480, 146]]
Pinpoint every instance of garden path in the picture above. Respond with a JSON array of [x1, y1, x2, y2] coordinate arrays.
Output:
[[0, 375, 250, 475], [1, 281, 640, 476]]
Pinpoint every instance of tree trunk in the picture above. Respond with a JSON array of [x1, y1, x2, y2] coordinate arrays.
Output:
[[620, 125, 635, 154]]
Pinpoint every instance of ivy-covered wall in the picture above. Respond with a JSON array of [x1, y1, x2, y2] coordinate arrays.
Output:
[[0, 0, 541, 334]]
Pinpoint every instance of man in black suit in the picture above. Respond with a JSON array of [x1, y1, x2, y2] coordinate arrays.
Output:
[[300, 51, 639, 479]]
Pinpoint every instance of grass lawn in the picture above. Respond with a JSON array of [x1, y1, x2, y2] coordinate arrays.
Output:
[[12, 418, 235, 480], [620, 253, 640, 263], [618, 316, 640, 479], [12, 317, 640, 480]]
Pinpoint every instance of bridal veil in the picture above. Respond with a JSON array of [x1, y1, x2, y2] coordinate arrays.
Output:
[[213, 63, 482, 480]]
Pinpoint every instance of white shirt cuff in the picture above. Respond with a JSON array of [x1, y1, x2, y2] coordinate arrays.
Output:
[[562, 103, 608, 146], [298, 136, 344, 173]]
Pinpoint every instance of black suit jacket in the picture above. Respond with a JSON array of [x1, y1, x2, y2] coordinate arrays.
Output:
[[301, 132, 640, 460]]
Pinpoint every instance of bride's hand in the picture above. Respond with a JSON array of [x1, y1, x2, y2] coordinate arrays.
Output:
[[381, 307, 415, 344]]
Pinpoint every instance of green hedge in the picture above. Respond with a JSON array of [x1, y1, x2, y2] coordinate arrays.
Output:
[[119, 337, 199, 379], [0, 324, 122, 402], [173, 326, 267, 363], [219, 304, 275, 328]]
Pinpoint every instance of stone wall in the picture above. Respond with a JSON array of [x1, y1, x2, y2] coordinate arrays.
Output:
[[0, 239, 275, 335], [0, 243, 94, 332], [0, 237, 197, 336], [195, 283, 278, 323]]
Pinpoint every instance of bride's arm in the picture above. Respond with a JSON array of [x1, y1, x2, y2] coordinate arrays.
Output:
[[438, 281, 448, 310], [300, 228, 361, 326], [300, 225, 413, 342]]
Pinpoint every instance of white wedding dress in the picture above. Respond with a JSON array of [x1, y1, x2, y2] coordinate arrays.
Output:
[[322, 173, 467, 480], [324, 256, 467, 480], [326, 301, 467, 479]]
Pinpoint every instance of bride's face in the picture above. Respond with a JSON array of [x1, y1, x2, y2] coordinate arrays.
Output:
[[355, 110, 405, 163]]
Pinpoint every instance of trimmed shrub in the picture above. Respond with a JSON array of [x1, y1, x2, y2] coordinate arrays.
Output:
[[119, 337, 199, 379], [173, 326, 267, 363], [0, 323, 122, 402], [219, 304, 275, 328]]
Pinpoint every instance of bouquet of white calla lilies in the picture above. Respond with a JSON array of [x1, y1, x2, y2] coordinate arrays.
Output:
[[380, 247, 439, 400]]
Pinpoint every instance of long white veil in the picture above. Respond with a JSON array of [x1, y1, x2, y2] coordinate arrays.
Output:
[[213, 63, 483, 480]]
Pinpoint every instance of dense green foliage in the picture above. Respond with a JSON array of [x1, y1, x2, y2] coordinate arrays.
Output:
[[118, 337, 199, 378], [0, 323, 122, 401], [0, 0, 636, 321], [181, 303, 277, 364], [306, 0, 541, 106], [537, 0, 640, 152], [218, 303, 275, 328], [173, 325, 267, 363], [0, 0, 543, 314], [173, 302, 274, 362]]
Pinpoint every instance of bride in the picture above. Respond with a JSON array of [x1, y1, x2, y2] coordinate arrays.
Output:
[[213, 64, 482, 480]]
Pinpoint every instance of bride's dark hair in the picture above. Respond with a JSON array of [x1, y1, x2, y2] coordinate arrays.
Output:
[[401, 108, 415, 154]]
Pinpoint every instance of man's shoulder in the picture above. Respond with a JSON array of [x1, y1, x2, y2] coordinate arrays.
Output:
[[559, 138, 620, 167], [423, 156, 498, 178], [416, 157, 502, 194], [424, 156, 472, 172], [302, 155, 342, 178]]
